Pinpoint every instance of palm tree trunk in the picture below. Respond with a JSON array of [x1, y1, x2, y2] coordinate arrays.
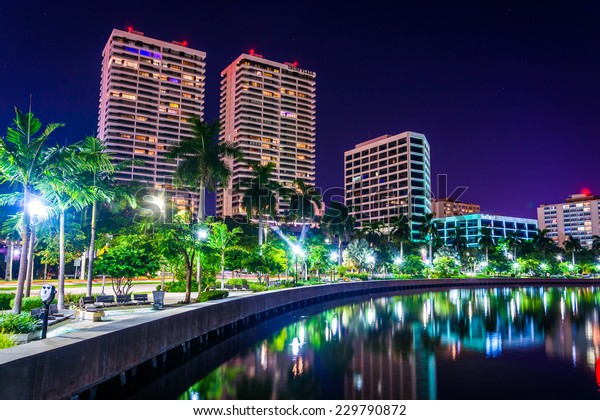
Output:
[[13, 188, 31, 313], [86, 202, 97, 297], [258, 212, 263, 245], [58, 210, 66, 310], [220, 253, 226, 290], [184, 254, 192, 304], [80, 249, 87, 281], [25, 227, 36, 297], [5, 241, 13, 281], [400, 241, 404, 262], [198, 180, 205, 222], [572, 252, 575, 265], [485, 247, 489, 264]]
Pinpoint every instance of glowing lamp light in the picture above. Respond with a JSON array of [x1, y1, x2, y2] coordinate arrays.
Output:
[[394, 257, 403, 265], [249, 48, 255, 55], [293, 61, 299, 67], [366, 255, 375, 265], [582, 188, 592, 196], [197, 229, 208, 240], [127, 26, 133, 32], [27, 199, 48, 218], [182, 40, 188, 47], [540, 263, 548, 270], [330, 251, 339, 261], [292, 245, 304, 257]]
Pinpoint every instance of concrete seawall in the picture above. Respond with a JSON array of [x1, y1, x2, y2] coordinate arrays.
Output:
[[0, 277, 598, 399]]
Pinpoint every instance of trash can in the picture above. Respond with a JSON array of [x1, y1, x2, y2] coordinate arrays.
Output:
[[152, 290, 165, 309]]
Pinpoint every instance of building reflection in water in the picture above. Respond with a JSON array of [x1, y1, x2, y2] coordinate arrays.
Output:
[[180, 286, 600, 400]]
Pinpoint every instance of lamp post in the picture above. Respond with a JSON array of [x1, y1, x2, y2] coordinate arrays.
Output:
[[292, 245, 304, 284], [366, 255, 375, 279], [330, 251, 338, 282]]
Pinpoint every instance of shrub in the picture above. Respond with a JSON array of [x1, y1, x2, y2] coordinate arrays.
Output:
[[249, 283, 267, 293], [163, 281, 198, 293], [198, 290, 229, 302], [64, 293, 99, 305], [0, 313, 39, 334], [10, 296, 54, 312], [227, 278, 248, 287], [0, 333, 15, 349], [347, 273, 370, 281], [0, 293, 15, 310]]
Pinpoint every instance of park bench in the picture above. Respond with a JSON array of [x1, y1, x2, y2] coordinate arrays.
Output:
[[133, 293, 150, 304], [79, 296, 95, 308], [30, 305, 73, 327], [116, 294, 133, 305], [95, 295, 116, 308]]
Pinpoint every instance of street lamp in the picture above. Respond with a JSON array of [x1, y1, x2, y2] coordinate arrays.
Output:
[[366, 255, 375, 279], [292, 245, 304, 284], [330, 251, 339, 281]]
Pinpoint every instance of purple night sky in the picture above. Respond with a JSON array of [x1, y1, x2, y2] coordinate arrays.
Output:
[[1, 1, 599, 219]]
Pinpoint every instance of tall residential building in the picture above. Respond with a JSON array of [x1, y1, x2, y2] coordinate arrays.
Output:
[[344, 132, 431, 239], [98, 28, 206, 210], [432, 198, 480, 217], [537, 191, 600, 248], [434, 213, 538, 248], [217, 51, 316, 218]]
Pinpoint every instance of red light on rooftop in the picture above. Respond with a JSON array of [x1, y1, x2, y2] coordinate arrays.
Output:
[[293, 61, 299, 67], [182, 40, 188, 47], [127, 26, 133, 32], [249, 49, 255, 55], [582, 188, 592, 196]]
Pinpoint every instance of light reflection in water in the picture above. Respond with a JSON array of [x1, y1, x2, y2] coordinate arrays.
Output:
[[179, 287, 600, 400]]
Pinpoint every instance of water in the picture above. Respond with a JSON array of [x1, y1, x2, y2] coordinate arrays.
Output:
[[141, 287, 600, 399]]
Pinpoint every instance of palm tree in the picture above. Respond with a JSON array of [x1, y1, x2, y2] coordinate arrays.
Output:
[[241, 162, 281, 245], [419, 213, 437, 264], [76, 136, 119, 297], [592, 235, 600, 254], [288, 179, 322, 229], [321, 201, 355, 265], [450, 225, 467, 257], [389, 215, 411, 263], [36, 145, 96, 309], [531, 228, 554, 259], [563, 235, 582, 265], [504, 231, 523, 261], [359, 220, 384, 248], [168, 119, 241, 221], [207, 222, 243, 290], [0, 108, 63, 314], [478, 226, 495, 264]]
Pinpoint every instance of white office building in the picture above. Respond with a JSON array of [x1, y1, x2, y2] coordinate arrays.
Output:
[[217, 51, 316, 218], [344, 132, 431, 239], [98, 28, 206, 210], [538, 191, 600, 248]]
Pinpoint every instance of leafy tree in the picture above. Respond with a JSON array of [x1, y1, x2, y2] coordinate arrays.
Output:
[[167, 119, 241, 221], [344, 238, 373, 273], [358, 220, 384, 248], [0, 108, 63, 313], [503, 231, 523, 261], [307, 243, 332, 279], [400, 255, 426, 277], [433, 255, 460, 278], [450, 225, 467, 258], [243, 244, 287, 286], [94, 234, 161, 295], [207, 222, 243, 289]]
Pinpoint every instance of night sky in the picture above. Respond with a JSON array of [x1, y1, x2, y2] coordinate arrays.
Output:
[[1, 1, 599, 219]]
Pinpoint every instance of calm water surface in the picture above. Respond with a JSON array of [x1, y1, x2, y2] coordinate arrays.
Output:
[[153, 287, 600, 399]]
